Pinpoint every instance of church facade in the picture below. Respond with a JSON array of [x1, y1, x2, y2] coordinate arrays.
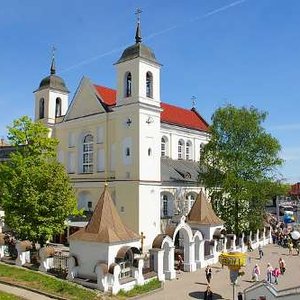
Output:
[[33, 21, 209, 249]]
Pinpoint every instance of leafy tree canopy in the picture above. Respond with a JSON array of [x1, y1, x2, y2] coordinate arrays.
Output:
[[199, 105, 284, 234], [0, 116, 78, 245]]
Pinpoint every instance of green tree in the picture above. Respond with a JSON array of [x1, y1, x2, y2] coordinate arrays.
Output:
[[0, 116, 78, 245], [199, 105, 283, 235]]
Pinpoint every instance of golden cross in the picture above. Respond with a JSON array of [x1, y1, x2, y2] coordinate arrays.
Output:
[[140, 231, 146, 253]]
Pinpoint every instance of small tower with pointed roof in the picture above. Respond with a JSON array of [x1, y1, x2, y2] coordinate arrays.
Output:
[[34, 50, 69, 136], [68, 184, 141, 280], [187, 190, 224, 240]]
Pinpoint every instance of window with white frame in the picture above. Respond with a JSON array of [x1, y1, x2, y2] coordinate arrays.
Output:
[[162, 194, 168, 217], [125, 72, 132, 97], [146, 71, 153, 98], [178, 140, 184, 159], [39, 98, 45, 119], [185, 193, 196, 213], [55, 97, 62, 117], [186, 141, 192, 160], [161, 137, 167, 157], [82, 134, 94, 173]]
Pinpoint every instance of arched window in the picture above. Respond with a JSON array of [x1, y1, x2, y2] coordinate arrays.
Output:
[[82, 134, 94, 173], [146, 72, 153, 98], [125, 72, 132, 97], [161, 137, 167, 158], [55, 97, 62, 117], [185, 193, 196, 214], [162, 194, 168, 217], [39, 98, 45, 119], [199, 142, 205, 160], [178, 140, 184, 159], [186, 141, 192, 160]]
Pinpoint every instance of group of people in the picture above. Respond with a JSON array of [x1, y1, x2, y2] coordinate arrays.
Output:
[[252, 257, 286, 285], [272, 223, 300, 255]]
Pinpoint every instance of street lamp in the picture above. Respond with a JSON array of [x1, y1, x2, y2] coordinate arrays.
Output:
[[219, 251, 247, 300]]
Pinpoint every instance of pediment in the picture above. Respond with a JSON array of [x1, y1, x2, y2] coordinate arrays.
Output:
[[64, 77, 106, 121]]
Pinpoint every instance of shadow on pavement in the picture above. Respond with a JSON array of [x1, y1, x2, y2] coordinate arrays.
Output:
[[189, 291, 224, 299], [195, 282, 208, 286]]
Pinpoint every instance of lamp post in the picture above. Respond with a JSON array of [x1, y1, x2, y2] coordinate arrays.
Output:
[[219, 251, 247, 300]]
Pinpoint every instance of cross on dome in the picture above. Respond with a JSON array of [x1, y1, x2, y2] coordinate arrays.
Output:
[[135, 8, 143, 44], [50, 46, 56, 75]]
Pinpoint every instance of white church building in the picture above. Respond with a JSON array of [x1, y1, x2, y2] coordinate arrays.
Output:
[[33, 20, 209, 250]]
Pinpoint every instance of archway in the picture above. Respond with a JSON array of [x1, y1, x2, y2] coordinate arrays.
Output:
[[166, 216, 196, 272], [115, 246, 141, 280], [151, 234, 175, 280], [193, 231, 204, 268]]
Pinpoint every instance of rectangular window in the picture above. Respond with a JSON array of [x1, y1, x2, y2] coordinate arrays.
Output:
[[163, 201, 168, 216], [186, 147, 190, 160], [161, 143, 166, 157], [178, 145, 182, 159]]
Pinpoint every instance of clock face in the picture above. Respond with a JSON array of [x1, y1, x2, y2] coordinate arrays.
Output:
[[146, 116, 154, 124]]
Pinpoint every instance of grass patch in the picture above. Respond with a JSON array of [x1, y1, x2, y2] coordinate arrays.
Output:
[[118, 279, 161, 298], [0, 262, 103, 300], [0, 290, 26, 300]]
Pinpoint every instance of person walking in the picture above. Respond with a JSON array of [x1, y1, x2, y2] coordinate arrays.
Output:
[[258, 244, 263, 259], [288, 240, 293, 255], [279, 257, 286, 275], [204, 285, 213, 300], [177, 254, 183, 272], [272, 267, 280, 285], [252, 264, 260, 281], [266, 263, 273, 283], [205, 265, 212, 284]]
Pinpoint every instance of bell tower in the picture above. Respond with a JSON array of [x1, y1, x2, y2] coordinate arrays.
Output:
[[34, 49, 69, 136], [114, 11, 162, 249]]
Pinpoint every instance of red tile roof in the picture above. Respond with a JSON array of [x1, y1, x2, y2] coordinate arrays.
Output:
[[94, 85, 116, 106], [161, 103, 208, 131], [93, 84, 209, 132]]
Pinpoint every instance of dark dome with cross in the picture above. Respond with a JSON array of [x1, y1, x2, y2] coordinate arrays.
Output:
[[36, 56, 69, 93], [116, 11, 159, 65]]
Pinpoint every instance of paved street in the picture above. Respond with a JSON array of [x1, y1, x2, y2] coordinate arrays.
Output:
[[0, 243, 299, 300], [142, 243, 300, 299]]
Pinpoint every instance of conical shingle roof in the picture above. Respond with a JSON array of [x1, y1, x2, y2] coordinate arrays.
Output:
[[187, 190, 223, 225], [69, 185, 139, 243]]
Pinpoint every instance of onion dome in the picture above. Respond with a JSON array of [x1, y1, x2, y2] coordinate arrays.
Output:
[[36, 56, 69, 93], [116, 19, 159, 65]]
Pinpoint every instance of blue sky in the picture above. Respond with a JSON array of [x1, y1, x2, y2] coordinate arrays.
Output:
[[0, 0, 299, 183]]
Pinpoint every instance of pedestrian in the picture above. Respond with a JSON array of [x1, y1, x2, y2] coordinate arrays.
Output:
[[177, 254, 183, 271], [204, 285, 213, 300], [272, 267, 280, 285], [258, 244, 263, 259], [252, 264, 260, 281], [205, 265, 212, 284], [295, 242, 300, 255], [266, 263, 273, 283], [288, 240, 293, 255], [248, 240, 253, 252], [279, 257, 286, 275]]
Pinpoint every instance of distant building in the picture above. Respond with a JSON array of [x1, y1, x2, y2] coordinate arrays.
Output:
[[289, 182, 300, 198]]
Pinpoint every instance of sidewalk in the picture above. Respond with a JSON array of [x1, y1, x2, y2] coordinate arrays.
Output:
[[142, 243, 300, 299], [0, 282, 53, 300]]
